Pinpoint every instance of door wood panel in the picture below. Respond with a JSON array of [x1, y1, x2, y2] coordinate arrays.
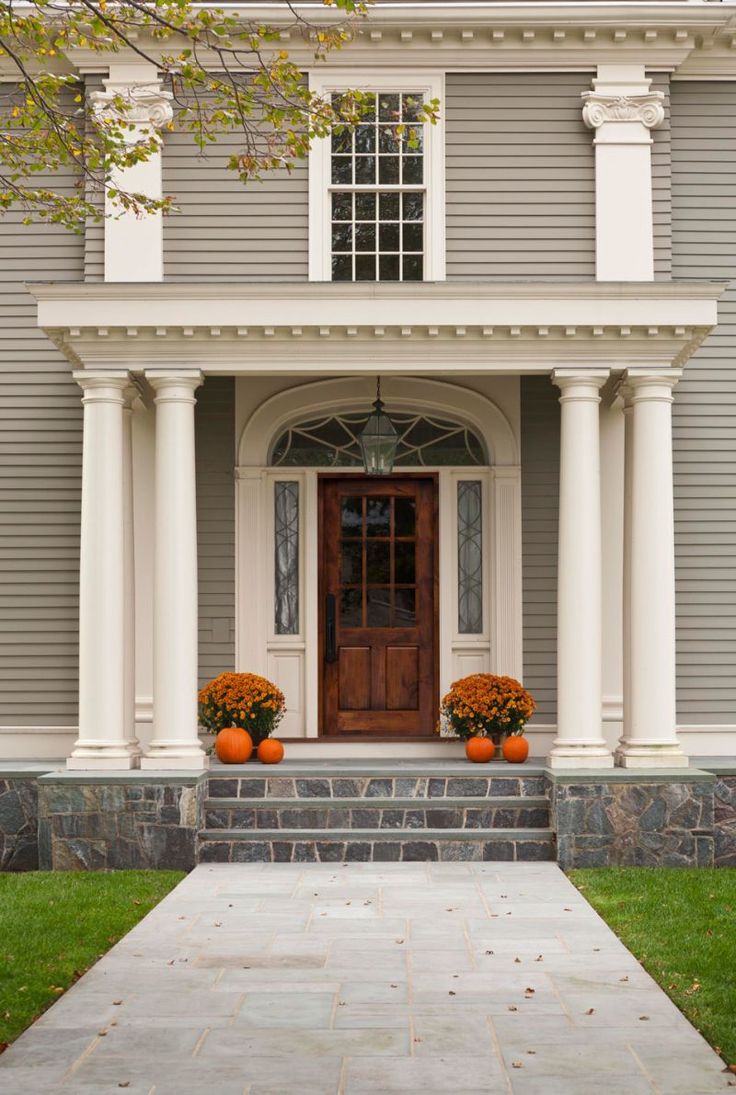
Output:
[[319, 475, 438, 736]]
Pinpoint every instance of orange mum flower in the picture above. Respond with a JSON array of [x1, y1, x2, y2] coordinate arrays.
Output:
[[198, 672, 285, 746], [439, 673, 535, 743]]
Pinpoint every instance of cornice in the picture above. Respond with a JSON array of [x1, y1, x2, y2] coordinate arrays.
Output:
[[29, 280, 724, 378]]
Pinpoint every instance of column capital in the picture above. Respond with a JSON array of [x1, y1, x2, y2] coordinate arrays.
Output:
[[552, 370, 609, 398], [582, 91, 665, 135], [73, 371, 131, 400], [624, 369, 682, 401], [146, 371, 203, 403], [90, 79, 174, 144]]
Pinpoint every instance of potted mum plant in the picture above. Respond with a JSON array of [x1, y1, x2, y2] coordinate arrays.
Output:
[[438, 673, 536, 764], [198, 672, 285, 764]]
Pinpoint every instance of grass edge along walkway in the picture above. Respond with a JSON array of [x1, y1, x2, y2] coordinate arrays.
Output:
[[0, 870, 184, 1049], [569, 867, 736, 1069]]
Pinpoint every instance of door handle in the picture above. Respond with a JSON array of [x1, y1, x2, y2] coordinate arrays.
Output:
[[325, 593, 337, 663]]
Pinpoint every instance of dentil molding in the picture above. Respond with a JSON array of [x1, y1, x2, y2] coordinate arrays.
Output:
[[581, 91, 665, 131]]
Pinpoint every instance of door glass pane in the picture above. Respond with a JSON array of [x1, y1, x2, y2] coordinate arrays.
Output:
[[366, 497, 390, 537], [340, 588, 362, 627], [341, 541, 363, 585], [394, 541, 416, 584], [394, 588, 416, 627], [367, 588, 391, 627], [458, 481, 483, 634], [274, 481, 299, 635], [366, 541, 390, 583], [394, 497, 416, 536], [341, 496, 363, 535]]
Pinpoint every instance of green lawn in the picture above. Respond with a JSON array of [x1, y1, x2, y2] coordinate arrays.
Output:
[[570, 868, 736, 1066], [0, 870, 183, 1049]]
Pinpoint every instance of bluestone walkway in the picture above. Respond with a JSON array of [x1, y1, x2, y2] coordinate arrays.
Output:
[[0, 863, 732, 1094]]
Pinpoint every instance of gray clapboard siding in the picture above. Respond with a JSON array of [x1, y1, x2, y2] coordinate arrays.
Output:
[[0, 165, 84, 725], [83, 76, 105, 282], [162, 123, 308, 281], [520, 376, 559, 720], [651, 75, 672, 280], [671, 80, 736, 724], [445, 73, 595, 281], [196, 377, 236, 686]]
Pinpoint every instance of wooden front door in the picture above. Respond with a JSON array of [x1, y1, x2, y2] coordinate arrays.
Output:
[[319, 476, 437, 736]]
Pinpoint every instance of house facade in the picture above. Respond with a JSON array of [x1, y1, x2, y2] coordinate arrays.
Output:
[[1, 1, 736, 869]]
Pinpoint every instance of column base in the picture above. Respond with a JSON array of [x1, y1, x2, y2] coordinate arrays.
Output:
[[547, 742, 614, 769], [615, 741, 689, 769], [140, 749, 208, 771], [67, 752, 137, 771]]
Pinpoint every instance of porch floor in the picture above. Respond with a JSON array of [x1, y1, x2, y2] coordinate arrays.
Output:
[[0, 863, 730, 1093]]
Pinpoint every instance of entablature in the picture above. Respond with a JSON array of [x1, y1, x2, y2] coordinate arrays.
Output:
[[30, 280, 725, 377]]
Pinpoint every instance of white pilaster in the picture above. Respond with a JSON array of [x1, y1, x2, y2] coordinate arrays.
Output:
[[548, 371, 613, 769], [69, 373, 135, 770], [91, 63, 173, 283], [582, 65, 664, 282], [123, 385, 142, 762], [141, 372, 206, 770], [616, 371, 688, 768]]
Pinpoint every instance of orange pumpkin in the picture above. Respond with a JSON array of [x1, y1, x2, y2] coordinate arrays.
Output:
[[215, 726, 253, 764], [257, 738, 285, 765], [465, 736, 495, 764], [502, 735, 529, 764]]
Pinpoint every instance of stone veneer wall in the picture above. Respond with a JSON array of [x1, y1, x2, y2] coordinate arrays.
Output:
[[551, 775, 716, 869], [37, 774, 207, 871], [715, 776, 736, 867], [0, 777, 40, 870]]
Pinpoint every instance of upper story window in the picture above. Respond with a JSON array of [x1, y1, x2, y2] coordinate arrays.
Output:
[[309, 73, 445, 282]]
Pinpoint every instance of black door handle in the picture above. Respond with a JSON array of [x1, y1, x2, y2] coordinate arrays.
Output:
[[325, 593, 337, 663]]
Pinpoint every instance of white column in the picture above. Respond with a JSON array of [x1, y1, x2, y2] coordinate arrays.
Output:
[[582, 65, 664, 281], [68, 373, 135, 770], [90, 63, 173, 282], [548, 371, 613, 769], [141, 372, 206, 770], [616, 371, 688, 768], [123, 386, 142, 762]]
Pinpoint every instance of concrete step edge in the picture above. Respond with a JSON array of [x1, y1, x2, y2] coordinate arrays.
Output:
[[204, 796, 550, 810], [198, 828, 555, 842]]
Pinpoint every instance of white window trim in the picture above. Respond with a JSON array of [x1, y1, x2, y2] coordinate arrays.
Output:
[[308, 69, 446, 282]]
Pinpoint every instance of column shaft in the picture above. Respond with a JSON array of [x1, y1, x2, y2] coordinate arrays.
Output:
[[141, 373, 206, 770], [69, 374, 134, 770], [123, 387, 141, 761], [617, 372, 687, 767], [549, 372, 613, 769]]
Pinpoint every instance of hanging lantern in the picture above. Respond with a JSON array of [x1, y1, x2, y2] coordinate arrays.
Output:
[[359, 378, 399, 476]]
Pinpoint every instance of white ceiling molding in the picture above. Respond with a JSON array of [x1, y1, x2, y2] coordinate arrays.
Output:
[[30, 281, 724, 376]]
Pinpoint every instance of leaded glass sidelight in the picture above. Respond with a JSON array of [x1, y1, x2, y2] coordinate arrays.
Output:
[[457, 481, 483, 634], [274, 481, 299, 635]]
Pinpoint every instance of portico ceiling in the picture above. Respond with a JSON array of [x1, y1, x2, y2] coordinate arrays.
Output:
[[30, 280, 724, 377]]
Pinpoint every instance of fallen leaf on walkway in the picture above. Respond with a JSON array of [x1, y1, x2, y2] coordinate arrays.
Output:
[[112, 1000, 123, 1006], [724, 1065, 736, 1074], [396, 939, 404, 945], [448, 991, 456, 996], [390, 984, 397, 989], [593, 948, 600, 952], [585, 1008, 595, 1015], [564, 907, 572, 912], [525, 988, 535, 997], [639, 1015, 650, 1021], [508, 1005, 518, 1012], [485, 950, 494, 956], [514, 957, 521, 964], [512, 1061, 523, 1069], [338, 1001, 345, 1007], [535, 955, 544, 962], [619, 976, 629, 983], [118, 1083, 130, 1089], [527, 1050, 536, 1055], [213, 922, 222, 928]]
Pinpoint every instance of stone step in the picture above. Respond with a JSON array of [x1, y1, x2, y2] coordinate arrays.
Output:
[[197, 828, 556, 864], [203, 796, 550, 832], [207, 772, 546, 801]]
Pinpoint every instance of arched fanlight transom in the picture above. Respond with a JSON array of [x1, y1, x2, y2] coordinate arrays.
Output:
[[270, 410, 487, 468]]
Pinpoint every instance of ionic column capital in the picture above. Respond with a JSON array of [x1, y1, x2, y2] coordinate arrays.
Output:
[[582, 91, 665, 134], [90, 80, 174, 145]]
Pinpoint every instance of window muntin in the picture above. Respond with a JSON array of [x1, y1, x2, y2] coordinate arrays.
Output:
[[330, 91, 425, 282], [270, 412, 486, 468]]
